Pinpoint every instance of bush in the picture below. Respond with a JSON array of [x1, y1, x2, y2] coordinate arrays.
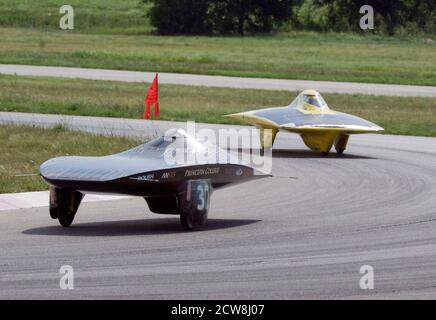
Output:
[[294, 0, 435, 36], [147, 0, 211, 34], [145, 0, 435, 37], [146, 0, 293, 35]]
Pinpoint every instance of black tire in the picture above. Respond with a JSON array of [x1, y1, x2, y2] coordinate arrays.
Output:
[[58, 210, 76, 228], [49, 188, 83, 228], [194, 212, 208, 226], [180, 210, 194, 230], [49, 207, 58, 219]]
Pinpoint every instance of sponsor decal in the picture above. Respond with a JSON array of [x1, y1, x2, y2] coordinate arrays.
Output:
[[136, 174, 155, 181], [161, 171, 177, 179], [184, 167, 220, 177], [236, 168, 243, 176], [130, 174, 159, 182]]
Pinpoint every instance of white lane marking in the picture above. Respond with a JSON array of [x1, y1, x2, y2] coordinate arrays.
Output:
[[0, 191, 131, 211]]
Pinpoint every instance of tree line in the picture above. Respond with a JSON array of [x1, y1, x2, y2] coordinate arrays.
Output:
[[144, 0, 435, 36]]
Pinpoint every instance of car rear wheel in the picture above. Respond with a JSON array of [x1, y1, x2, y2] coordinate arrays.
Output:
[[178, 179, 212, 231], [58, 210, 76, 227], [180, 209, 194, 230], [49, 187, 83, 228]]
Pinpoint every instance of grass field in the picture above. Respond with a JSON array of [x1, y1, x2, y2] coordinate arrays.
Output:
[[1, 74, 435, 137], [0, 1, 434, 86], [0, 124, 139, 193], [0, 27, 435, 86], [0, 0, 151, 34]]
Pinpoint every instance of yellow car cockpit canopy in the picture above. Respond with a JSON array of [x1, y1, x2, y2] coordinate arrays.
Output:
[[289, 89, 330, 114]]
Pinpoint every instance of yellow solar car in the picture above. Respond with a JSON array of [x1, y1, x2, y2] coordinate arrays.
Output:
[[225, 90, 383, 155]]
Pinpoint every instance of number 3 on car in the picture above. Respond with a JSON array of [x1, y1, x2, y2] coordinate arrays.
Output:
[[178, 179, 211, 230]]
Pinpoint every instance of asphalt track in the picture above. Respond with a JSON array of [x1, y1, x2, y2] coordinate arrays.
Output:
[[1, 114, 436, 299], [1, 64, 436, 97]]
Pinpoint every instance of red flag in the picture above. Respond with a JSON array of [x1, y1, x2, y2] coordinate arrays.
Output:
[[143, 73, 159, 119]]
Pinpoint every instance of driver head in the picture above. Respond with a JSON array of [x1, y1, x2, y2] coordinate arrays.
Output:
[[290, 89, 330, 113]]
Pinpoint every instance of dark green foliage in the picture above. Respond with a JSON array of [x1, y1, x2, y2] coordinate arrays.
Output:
[[147, 0, 212, 34], [146, 0, 435, 36], [146, 0, 293, 35], [208, 0, 294, 35], [293, 0, 435, 35]]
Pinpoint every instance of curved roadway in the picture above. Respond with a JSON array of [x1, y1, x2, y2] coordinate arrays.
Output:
[[1, 132, 436, 299], [1, 64, 436, 97]]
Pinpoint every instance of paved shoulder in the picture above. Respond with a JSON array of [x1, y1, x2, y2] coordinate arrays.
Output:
[[1, 64, 435, 97], [0, 191, 130, 211]]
